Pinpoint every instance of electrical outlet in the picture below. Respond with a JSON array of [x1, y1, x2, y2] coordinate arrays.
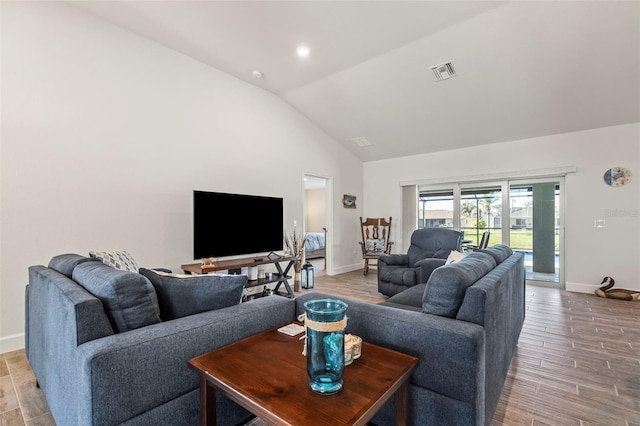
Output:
[[594, 219, 605, 228]]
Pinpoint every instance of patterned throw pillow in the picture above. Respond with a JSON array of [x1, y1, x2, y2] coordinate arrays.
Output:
[[366, 238, 386, 252], [89, 250, 139, 272]]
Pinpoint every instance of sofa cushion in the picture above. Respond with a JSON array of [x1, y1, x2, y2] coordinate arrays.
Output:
[[378, 265, 417, 287], [380, 283, 426, 312], [72, 262, 161, 333], [422, 251, 497, 318], [89, 250, 139, 272], [139, 268, 247, 320], [478, 244, 513, 264], [48, 253, 99, 278]]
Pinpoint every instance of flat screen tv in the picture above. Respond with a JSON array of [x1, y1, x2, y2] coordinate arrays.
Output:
[[193, 190, 284, 259]]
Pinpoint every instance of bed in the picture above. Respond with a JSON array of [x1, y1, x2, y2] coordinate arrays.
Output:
[[305, 228, 327, 261]]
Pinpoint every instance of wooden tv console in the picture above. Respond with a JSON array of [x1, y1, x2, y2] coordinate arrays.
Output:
[[181, 255, 296, 298]]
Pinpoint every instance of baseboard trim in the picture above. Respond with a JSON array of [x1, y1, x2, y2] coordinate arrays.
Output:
[[330, 263, 363, 275], [565, 281, 599, 294], [0, 333, 25, 354]]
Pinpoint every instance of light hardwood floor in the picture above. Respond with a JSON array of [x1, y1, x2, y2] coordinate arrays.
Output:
[[2, 264, 639, 425]]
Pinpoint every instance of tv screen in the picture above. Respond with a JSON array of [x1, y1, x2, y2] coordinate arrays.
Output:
[[193, 190, 284, 259]]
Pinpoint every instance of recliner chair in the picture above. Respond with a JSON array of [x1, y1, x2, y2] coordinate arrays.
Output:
[[377, 228, 463, 296]]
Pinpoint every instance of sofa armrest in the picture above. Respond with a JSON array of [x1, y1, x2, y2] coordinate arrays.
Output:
[[295, 293, 485, 418], [70, 296, 296, 425], [414, 258, 446, 283], [378, 253, 409, 266], [27, 266, 114, 350]]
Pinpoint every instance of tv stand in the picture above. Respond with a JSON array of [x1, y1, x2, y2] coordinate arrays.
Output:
[[181, 255, 297, 298]]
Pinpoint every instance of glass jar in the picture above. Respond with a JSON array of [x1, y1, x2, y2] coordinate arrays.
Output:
[[303, 299, 348, 394]]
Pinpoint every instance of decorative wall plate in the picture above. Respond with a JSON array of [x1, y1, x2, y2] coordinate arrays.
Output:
[[603, 167, 632, 187], [342, 194, 356, 208]]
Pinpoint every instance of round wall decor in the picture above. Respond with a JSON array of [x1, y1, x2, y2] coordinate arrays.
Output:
[[603, 166, 632, 187]]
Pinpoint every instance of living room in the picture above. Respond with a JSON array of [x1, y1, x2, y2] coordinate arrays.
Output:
[[1, 1, 639, 425]]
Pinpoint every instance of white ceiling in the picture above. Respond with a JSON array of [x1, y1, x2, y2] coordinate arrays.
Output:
[[69, 1, 640, 162]]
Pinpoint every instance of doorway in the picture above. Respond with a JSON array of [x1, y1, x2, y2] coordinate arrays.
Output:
[[304, 175, 328, 276]]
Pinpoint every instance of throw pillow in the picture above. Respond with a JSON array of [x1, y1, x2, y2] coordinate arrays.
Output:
[[139, 268, 247, 320], [445, 250, 465, 265], [422, 252, 496, 318], [72, 261, 161, 333], [366, 238, 385, 252], [48, 253, 100, 278], [89, 250, 139, 273]]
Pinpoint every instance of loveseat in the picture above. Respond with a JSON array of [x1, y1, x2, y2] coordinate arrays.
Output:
[[25, 254, 296, 426], [297, 244, 525, 426]]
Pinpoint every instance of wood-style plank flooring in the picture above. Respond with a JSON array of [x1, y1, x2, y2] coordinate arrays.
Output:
[[2, 263, 639, 425]]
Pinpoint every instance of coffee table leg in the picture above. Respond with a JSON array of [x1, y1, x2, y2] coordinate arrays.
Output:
[[394, 380, 409, 426], [200, 377, 216, 426]]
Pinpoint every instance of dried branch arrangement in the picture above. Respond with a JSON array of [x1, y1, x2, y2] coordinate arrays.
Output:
[[284, 229, 308, 272]]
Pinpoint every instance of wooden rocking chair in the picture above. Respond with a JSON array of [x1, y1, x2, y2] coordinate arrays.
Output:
[[359, 217, 393, 276]]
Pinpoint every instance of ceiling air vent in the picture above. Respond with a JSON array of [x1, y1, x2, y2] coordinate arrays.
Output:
[[351, 136, 372, 147], [431, 61, 456, 81]]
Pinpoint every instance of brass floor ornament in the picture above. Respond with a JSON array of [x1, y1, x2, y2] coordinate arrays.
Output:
[[595, 276, 640, 301]]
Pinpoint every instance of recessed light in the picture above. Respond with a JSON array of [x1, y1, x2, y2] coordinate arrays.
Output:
[[251, 70, 264, 79], [296, 46, 310, 58]]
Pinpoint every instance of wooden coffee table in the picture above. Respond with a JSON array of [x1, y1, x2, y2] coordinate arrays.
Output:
[[188, 325, 418, 426]]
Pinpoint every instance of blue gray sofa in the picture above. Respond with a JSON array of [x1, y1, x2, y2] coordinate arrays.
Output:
[[26, 245, 523, 425], [297, 244, 525, 426], [25, 254, 296, 426]]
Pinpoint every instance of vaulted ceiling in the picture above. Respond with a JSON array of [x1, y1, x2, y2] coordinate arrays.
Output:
[[70, 1, 640, 162]]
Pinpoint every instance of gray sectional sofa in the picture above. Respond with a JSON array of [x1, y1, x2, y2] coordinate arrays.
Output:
[[25, 254, 296, 426], [26, 245, 523, 426], [295, 244, 525, 426]]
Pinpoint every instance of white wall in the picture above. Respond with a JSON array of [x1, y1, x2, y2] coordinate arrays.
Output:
[[305, 188, 326, 232], [0, 2, 364, 351], [364, 123, 640, 293]]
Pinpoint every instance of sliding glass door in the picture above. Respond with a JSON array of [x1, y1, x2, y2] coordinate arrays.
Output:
[[419, 177, 564, 287], [509, 179, 562, 285]]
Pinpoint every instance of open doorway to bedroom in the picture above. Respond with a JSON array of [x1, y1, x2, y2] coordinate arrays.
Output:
[[304, 175, 328, 277]]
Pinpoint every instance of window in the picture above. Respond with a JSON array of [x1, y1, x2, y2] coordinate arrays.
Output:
[[418, 189, 454, 229]]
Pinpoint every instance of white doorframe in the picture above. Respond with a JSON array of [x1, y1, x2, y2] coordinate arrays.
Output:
[[303, 173, 332, 275]]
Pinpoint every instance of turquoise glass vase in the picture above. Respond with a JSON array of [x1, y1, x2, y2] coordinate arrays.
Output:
[[304, 299, 348, 395]]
